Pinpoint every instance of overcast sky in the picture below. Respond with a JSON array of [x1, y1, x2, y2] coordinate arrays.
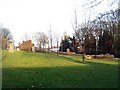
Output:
[[0, 0, 118, 46]]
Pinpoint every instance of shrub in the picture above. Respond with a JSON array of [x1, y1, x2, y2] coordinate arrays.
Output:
[[114, 50, 120, 58]]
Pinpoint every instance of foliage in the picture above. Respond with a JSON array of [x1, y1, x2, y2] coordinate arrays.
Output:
[[59, 36, 79, 52]]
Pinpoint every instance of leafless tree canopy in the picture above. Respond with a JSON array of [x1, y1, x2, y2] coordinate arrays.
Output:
[[78, 0, 118, 9], [33, 32, 48, 52], [0, 26, 13, 49]]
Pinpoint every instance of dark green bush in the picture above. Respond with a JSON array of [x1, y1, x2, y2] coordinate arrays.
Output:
[[114, 50, 120, 58]]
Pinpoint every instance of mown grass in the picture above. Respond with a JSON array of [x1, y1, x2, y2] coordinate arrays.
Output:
[[2, 50, 119, 88]]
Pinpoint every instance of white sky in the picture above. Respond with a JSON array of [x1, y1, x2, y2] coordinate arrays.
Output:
[[0, 0, 118, 46]]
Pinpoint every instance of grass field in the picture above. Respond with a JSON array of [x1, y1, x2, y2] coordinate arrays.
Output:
[[2, 50, 119, 88]]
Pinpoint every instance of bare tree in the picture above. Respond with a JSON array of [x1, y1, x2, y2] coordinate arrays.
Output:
[[0, 26, 13, 49], [72, 9, 93, 61], [94, 9, 118, 54], [23, 33, 30, 41], [40, 32, 48, 52], [77, 0, 118, 9], [54, 32, 60, 55], [47, 24, 57, 53], [48, 24, 53, 50], [73, 0, 119, 58], [33, 32, 48, 52], [33, 32, 42, 49]]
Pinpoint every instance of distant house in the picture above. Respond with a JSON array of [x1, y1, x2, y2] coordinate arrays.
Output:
[[8, 39, 15, 53], [19, 40, 34, 52]]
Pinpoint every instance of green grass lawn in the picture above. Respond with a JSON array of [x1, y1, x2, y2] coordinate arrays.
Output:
[[2, 50, 119, 88]]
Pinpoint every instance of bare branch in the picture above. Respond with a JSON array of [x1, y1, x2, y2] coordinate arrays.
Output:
[[82, 0, 98, 7], [87, 0, 104, 9], [75, 0, 105, 9]]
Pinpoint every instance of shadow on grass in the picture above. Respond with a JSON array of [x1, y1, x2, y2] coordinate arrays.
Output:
[[2, 64, 118, 88], [1, 52, 118, 88], [1, 54, 8, 62], [57, 55, 118, 66], [58, 55, 85, 64]]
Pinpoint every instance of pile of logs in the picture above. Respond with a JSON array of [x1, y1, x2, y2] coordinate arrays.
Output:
[[85, 54, 114, 59]]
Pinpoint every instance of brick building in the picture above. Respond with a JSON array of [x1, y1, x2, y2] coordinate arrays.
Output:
[[19, 40, 34, 52]]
